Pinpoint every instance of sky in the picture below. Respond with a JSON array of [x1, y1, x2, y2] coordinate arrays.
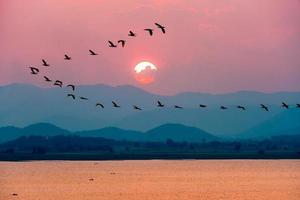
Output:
[[0, 0, 300, 95]]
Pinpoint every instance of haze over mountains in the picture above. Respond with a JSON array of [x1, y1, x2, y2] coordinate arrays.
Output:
[[0, 83, 299, 140]]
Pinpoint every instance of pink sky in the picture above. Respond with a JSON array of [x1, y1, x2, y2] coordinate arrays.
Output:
[[0, 0, 300, 94]]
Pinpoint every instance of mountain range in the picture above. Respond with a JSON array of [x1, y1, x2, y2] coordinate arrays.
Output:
[[0, 83, 299, 138]]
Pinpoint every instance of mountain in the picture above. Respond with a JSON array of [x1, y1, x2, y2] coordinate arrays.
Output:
[[0, 123, 70, 143], [1, 83, 299, 135], [239, 109, 300, 138], [145, 123, 216, 142]]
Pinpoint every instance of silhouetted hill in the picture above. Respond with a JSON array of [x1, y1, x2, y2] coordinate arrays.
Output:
[[239, 109, 300, 138], [146, 123, 216, 142]]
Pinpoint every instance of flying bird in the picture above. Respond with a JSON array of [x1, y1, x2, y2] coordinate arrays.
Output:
[[80, 97, 88, 100], [112, 101, 120, 108], [108, 41, 117, 47], [155, 23, 166, 34], [89, 50, 97, 55], [29, 67, 39, 75], [133, 105, 142, 110], [118, 40, 126, 47], [64, 54, 71, 60], [282, 102, 289, 109], [67, 84, 75, 91], [237, 105, 246, 110], [43, 76, 52, 82], [144, 28, 154, 36], [11, 193, 18, 196], [54, 80, 63, 87], [199, 104, 207, 108], [174, 105, 183, 109], [42, 59, 49, 66], [128, 30, 136, 37], [89, 178, 94, 181], [261, 104, 269, 111], [96, 103, 104, 108], [157, 100, 164, 107], [67, 94, 75, 100], [220, 106, 228, 110]]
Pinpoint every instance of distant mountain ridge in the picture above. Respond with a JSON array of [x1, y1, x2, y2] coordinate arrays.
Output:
[[0, 83, 299, 135]]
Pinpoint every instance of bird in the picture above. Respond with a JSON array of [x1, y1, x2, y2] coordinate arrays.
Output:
[[128, 30, 136, 37], [297, 104, 300, 108], [174, 105, 183, 109], [155, 23, 166, 34], [89, 50, 97, 55], [96, 103, 104, 108], [112, 101, 120, 108], [220, 106, 228, 110], [199, 104, 207, 108], [261, 104, 269, 111], [11, 193, 18, 196], [282, 102, 289, 109], [29, 67, 39, 75], [157, 100, 164, 107], [42, 59, 49, 66], [67, 84, 75, 91], [118, 40, 126, 47], [80, 97, 88, 100], [108, 41, 117, 47], [133, 105, 142, 110], [144, 28, 154, 36], [89, 178, 94, 181], [64, 54, 71, 60], [67, 94, 75, 100], [43, 76, 52, 82], [237, 105, 246, 110], [54, 80, 63, 87]]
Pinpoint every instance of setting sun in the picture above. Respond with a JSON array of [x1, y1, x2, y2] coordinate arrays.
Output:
[[134, 61, 157, 84]]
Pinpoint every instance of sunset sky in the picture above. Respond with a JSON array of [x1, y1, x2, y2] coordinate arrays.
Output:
[[0, 0, 299, 95]]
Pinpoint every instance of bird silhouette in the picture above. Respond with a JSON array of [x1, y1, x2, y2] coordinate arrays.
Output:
[[54, 80, 63, 87], [80, 97, 88, 100], [96, 103, 104, 108], [43, 76, 52, 82], [112, 101, 120, 108], [282, 102, 289, 109], [118, 40, 126, 47], [89, 178, 94, 181], [261, 104, 269, 111], [11, 193, 18, 196], [157, 101, 164, 107], [174, 105, 183, 109], [29, 67, 39, 75], [89, 50, 97, 55], [42, 59, 49, 66], [144, 28, 154, 36], [67, 84, 75, 91], [133, 105, 142, 110], [199, 104, 207, 108], [64, 54, 71, 60], [67, 94, 75, 100], [220, 106, 228, 110], [237, 105, 246, 110], [108, 41, 117, 47], [297, 104, 300, 108], [155, 23, 166, 34], [128, 31, 136, 37]]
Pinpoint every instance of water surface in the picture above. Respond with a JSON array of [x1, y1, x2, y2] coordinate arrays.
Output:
[[0, 160, 299, 200]]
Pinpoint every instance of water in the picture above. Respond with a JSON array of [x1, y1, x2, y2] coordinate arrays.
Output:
[[0, 160, 299, 200]]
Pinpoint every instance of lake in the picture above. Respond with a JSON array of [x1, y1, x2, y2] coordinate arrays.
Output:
[[0, 160, 299, 200]]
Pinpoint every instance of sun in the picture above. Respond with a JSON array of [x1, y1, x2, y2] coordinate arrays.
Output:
[[134, 61, 157, 84]]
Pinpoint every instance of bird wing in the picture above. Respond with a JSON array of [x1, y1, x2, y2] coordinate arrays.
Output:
[[108, 41, 115, 46], [89, 50, 96, 54]]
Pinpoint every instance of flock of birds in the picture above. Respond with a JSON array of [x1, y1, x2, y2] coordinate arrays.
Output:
[[28, 23, 300, 112]]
